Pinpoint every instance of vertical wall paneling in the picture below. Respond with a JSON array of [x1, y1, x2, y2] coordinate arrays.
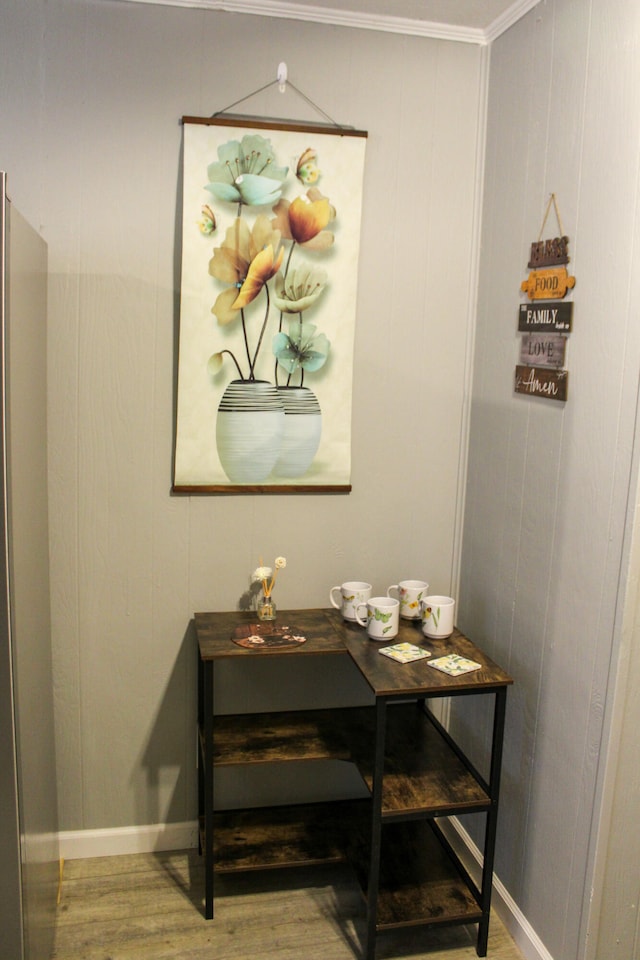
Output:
[[458, 0, 640, 957], [1, 187, 60, 960]]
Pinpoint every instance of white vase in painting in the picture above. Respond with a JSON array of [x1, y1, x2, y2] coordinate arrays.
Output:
[[216, 380, 285, 484], [272, 386, 322, 479]]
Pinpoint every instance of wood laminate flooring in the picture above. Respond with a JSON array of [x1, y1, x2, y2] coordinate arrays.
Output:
[[53, 850, 525, 960]]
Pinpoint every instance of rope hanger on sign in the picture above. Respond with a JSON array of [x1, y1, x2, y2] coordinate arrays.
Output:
[[537, 192, 565, 240]]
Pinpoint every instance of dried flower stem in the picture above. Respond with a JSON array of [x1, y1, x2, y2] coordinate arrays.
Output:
[[255, 556, 286, 597]]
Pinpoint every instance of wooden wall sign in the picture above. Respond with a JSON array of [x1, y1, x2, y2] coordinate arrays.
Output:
[[528, 236, 569, 267], [518, 301, 573, 332], [519, 334, 566, 369], [520, 266, 576, 300], [516, 196, 573, 401], [515, 365, 568, 402]]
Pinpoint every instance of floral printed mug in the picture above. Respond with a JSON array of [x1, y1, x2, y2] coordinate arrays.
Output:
[[355, 597, 400, 640], [420, 596, 455, 638], [386, 580, 429, 619], [329, 581, 372, 621]]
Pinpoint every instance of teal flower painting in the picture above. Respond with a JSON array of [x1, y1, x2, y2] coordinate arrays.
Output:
[[205, 134, 288, 208], [273, 320, 330, 382]]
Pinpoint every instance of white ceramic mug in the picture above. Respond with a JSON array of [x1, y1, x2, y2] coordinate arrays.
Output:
[[329, 581, 372, 621], [420, 596, 455, 638], [386, 579, 429, 619], [355, 596, 400, 640]]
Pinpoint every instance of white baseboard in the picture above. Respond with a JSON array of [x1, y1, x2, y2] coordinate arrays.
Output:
[[58, 820, 199, 860], [442, 817, 554, 960], [58, 815, 552, 960]]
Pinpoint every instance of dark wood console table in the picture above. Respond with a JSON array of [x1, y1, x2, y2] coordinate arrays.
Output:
[[195, 607, 512, 959]]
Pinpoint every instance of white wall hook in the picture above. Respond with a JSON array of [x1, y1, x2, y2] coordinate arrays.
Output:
[[277, 61, 288, 93]]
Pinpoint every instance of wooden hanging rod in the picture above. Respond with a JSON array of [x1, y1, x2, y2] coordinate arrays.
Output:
[[181, 114, 368, 138]]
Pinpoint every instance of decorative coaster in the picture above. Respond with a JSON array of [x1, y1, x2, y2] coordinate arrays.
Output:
[[232, 622, 307, 649], [427, 654, 482, 676]]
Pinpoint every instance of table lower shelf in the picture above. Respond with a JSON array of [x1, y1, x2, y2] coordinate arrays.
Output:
[[352, 818, 482, 931], [203, 800, 368, 872], [202, 801, 482, 933]]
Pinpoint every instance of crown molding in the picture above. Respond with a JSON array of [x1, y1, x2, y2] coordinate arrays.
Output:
[[484, 0, 541, 43], [113, 0, 540, 45]]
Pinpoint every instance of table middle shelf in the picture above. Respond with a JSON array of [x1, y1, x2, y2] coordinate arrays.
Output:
[[204, 703, 490, 817]]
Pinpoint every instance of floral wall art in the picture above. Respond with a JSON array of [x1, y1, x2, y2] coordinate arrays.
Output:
[[173, 117, 368, 492]]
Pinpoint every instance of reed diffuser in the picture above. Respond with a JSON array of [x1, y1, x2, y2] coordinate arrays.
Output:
[[252, 556, 287, 621]]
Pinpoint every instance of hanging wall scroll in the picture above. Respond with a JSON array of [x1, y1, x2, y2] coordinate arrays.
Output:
[[173, 116, 367, 493]]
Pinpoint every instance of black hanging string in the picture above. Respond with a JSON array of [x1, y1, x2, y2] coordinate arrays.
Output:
[[211, 77, 348, 131]]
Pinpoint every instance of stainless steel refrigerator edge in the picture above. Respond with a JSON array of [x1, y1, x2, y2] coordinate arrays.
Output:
[[0, 172, 59, 959]]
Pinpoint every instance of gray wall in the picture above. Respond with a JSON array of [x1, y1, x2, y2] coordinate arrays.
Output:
[[6, 0, 640, 956], [0, 0, 484, 832], [458, 0, 640, 958]]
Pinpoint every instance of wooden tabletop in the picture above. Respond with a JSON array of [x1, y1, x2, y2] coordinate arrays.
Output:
[[195, 608, 347, 659], [195, 607, 513, 698], [335, 613, 513, 697]]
